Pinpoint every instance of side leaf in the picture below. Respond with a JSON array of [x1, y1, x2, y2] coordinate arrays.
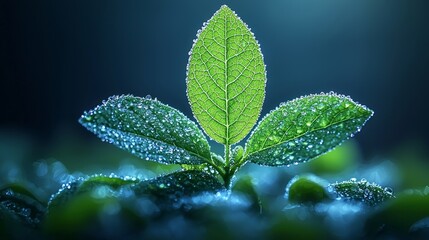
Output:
[[47, 171, 224, 213], [329, 178, 394, 206], [0, 184, 46, 227], [187, 5, 266, 144], [244, 93, 373, 166], [132, 170, 224, 205], [80, 95, 212, 165], [48, 175, 138, 212]]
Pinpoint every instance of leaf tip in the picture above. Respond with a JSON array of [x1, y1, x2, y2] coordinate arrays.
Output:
[[318, 91, 375, 121], [352, 100, 374, 124], [365, 106, 375, 118], [78, 112, 91, 126], [216, 5, 238, 20], [219, 5, 232, 12]]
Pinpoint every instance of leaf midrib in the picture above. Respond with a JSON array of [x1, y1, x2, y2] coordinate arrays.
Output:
[[224, 9, 230, 145]]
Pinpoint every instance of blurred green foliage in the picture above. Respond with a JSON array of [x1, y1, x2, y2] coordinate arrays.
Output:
[[306, 141, 359, 175], [286, 175, 330, 204], [1, 132, 429, 239]]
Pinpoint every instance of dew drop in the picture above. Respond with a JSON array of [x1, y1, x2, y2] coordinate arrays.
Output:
[[384, 187, 393, 194]]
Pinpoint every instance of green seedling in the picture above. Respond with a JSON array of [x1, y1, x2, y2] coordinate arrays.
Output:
[[79, 5, 373, 189]]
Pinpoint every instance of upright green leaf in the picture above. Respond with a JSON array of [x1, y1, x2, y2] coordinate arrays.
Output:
[[79, 95, 211, 165], [244, 93, 373, 166], [187, 5, 266, 144]]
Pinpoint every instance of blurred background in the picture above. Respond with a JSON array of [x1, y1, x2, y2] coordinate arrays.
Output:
[[1, 0, 428, 192]]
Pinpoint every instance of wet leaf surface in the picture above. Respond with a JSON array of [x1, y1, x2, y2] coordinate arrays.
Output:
[[132, 170, 225, 208], [187, 5, 266, 144], [329, 178, 394, 206], [245, 93, 373, 166], [0, 184, 46, 227], [80, 95, 212, 165]]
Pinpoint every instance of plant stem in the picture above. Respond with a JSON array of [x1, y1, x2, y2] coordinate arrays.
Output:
[[228, 162, 240, 179], [223, 152, 248, 189], [223, 144, 232, 188], [225, 144, 231, 169], [223, 175, 231, 189]]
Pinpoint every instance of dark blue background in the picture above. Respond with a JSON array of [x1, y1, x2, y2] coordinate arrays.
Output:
[[1, 0, 428, 158]]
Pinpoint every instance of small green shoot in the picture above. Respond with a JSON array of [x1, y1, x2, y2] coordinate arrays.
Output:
[[79, 5, 373, 189]]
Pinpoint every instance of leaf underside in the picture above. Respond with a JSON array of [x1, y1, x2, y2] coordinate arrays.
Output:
[[79, 95, 211, 165], [245, 93, 373, 166], [187, 5, 266, 144]]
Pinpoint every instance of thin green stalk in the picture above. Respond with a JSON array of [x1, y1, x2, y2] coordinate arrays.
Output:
[[229, 160, 244, 179], [223, 144, 232, 188], [225, 144, 231, 168]]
